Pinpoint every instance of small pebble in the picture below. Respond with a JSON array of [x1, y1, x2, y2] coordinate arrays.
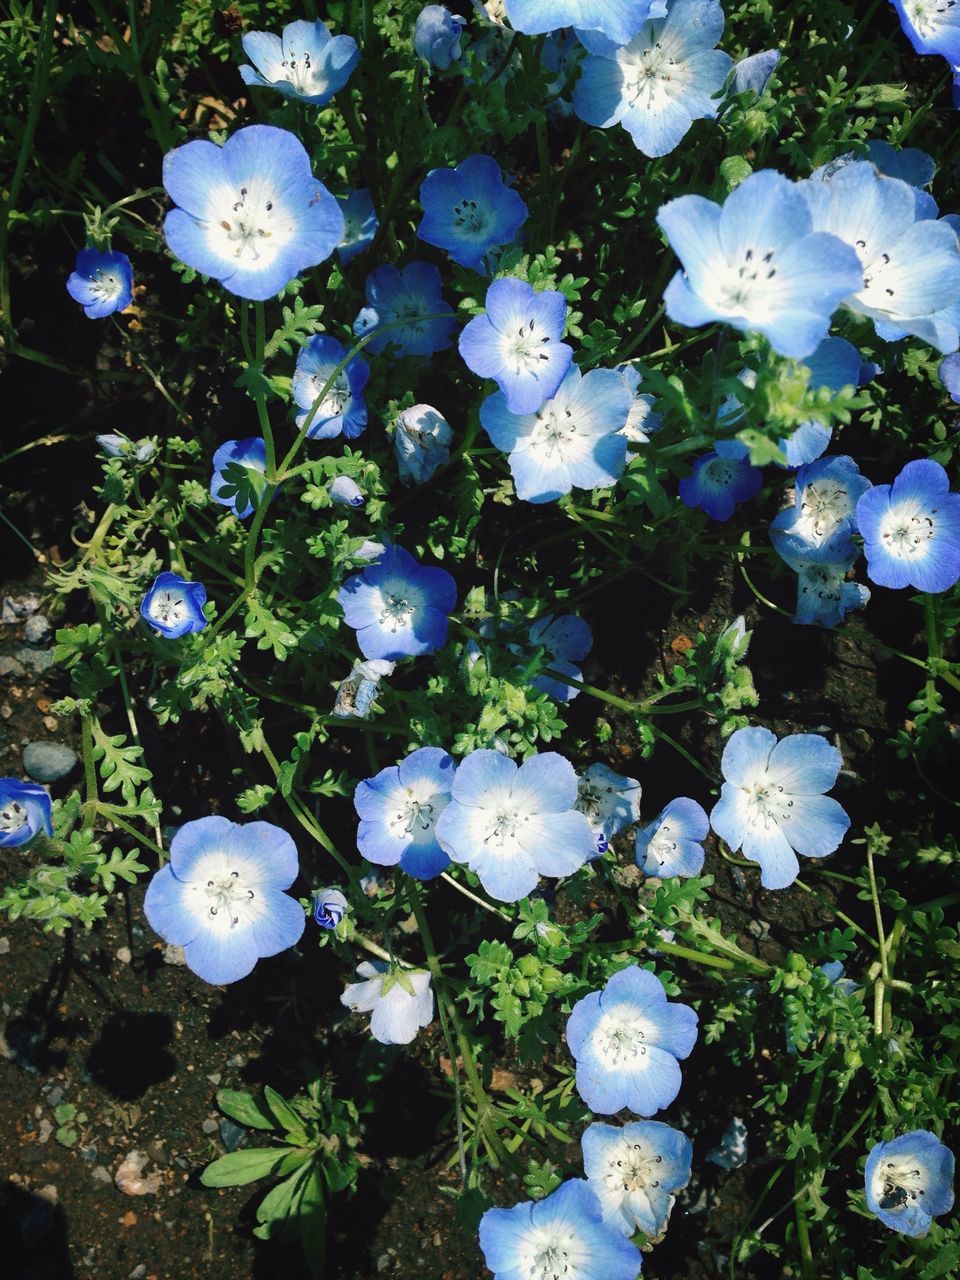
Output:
[[13, 645, 55, 674], [0, 704, 12, 720], [1, 595, 40, 624], [162, 944, 186, 967], [22, 741, 79, 784], [129, 1266, 147, 1280], [206, 1072, 222, 1086], [116, 947, 132, 965], [201, 1117, 219, 1135], [0, 656, 25, 678], [42, 716, 59, 732], [92, 1166, 113, 1186], [45, 1085, 64, 1107], [24, 615, 52, 646], [0, 938, 9, 955], [218, 1118, 247, 1153]]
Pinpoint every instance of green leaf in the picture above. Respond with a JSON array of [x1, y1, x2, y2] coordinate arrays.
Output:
[[90, 721, 151, 805], [201, 1147, 308, 1187], [297, 1162, 327, 1275], [720, 155, 753, 191], [252, 1162, 313, 1240], [217, 1089, 277, 1131], [263, 1086, 306, 1137]]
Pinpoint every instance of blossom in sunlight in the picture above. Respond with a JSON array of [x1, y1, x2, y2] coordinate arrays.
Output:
[[435, 749, 596, 902], [328, 476, 365, 507], [709, 727, 850, 890], [292, 335, 369, 440], [770, 455, 872, 548], [856, 459, 960, 592], [140, 572, 208, 639], [865, 1129, 954, 1237], [340, 961, 434, 1044], [417, 154, 528, 269], [479, 1179, 642, 1280], [657, 169, 863, 358], [889, 0, 960, 63], [143, 817, 305, 985], [209, 437, 267, 519], [0, 778, 52, 848], [66, 248, 133, 318], [566, 964, 698, 1114], [162, 125, 343, 301], [576, 763, 642, 856], [865, 138, 936, 188], [338, 545, 458, 660], [770, 528, 871, 629], [395, 404, 453, 484], [679, 440, 762, 522], [353, 261, 456, 356], [617, 365, 663, 448], [332, 658, 395, 718], [573, 0, 733, 158], [354, 747, 456, 880], [582, 1119, 693, 1238], [413, 5, 464, 69], [313, 887, 348, 930], [239, 19, 359, 104], [636, 797, 709, 878], [337, 189, 378, 265], [527, 612, 594, 702], [505, 0, 668, 44]]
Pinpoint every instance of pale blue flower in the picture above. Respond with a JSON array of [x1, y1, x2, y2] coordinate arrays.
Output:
[[329, 476, 364, 507], [504, 0, 668, 44], [890, 0, 960, 63], [413, 5, 464, 69], [418, 154, 528, 269], [733, 48, 780, 95], [394, 404, 453, 484], [67, 248, 133, 318], [679, 439, 762, 521], [528, 612, 593, 702], [865, 1129, 955, 1237], [770, 455, 872, 548], [239, 19, 359, 104], [292, 334, 369, 440], [617, 364, 663, 446], [140, 572, 208, 639], [209, 437, 267, 519], [353, 261, 456, 357], [636, 797, 709, 878], [313, 887, 348, 929], [856, 459, 960, 592], [337, 189, 378, 265], [341, 961, 434, 1044], [582, 1120, 693, 1237], [338, 545, 458, 660], [355, 747, 456, 880], [576, 763, 641, 855], [771, 528, 871, 629], [0, 778, 52, 848]]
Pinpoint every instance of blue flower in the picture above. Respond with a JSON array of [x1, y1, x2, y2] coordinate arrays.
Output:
[[566, 965, 698, 1114], [802, 161, 960, 352], [355, 747, 456, 880], [856, 459, 960, 592], [337, 189, 378, 265], [771, 529, 871, 629], [329, 476, 364, 507], [479, 364, 629, 501], [340, 961, 434, 1044], [582, 1120, 693, 1237], [143, 816, 305, 985], [292, 335, 369, 440], [162, 125, 343, 301], [418, 154, 528, 269], [657, 170, 863, 358], [96, 432, 157, 464], [709, 727, 850, 890], [435, 749, 596, 902], [479, 1179, 642, 1280], [865, 1130, 954, 1237], [338, 545, 457, 660], [353, 261, 456, 357], [866, 138, 936, 189], [733, 48, 780, 95], [679, 440, 762, 521], [617, 364, 663, 447], [528, 612, 593, 702], [239, 19, 359, 104], [395, 404, 453, 484], [0, 778, 52, 848], [140, 572, 208, 639], [890, 0, 960, 63], [332, 658, 395, 718], [636, 797, 709, 878], [573, 0, 733, 157], [504, 0, 668, 43], [413, 5, 464, 69], [210, 437, 267, 519], [460, 278, 573, 415], [576, 763, 642, 855], [66, 248, 133, 319], [940, 352, 960, 402], [770, 455, 872, 548], [313, 887, 348, 929]]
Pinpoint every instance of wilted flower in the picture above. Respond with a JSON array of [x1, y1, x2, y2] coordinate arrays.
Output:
[[355, 746, 456, 879], [582, 1119, 693, 1237], [66, 248, 133, 319], [328, 476, 365, 508], [636, 797, 709, 878], [865, 1129, 954, 1237], [856, 459, 960, 593], [336, 189, 378, 265], [140, 572, 208, 639], [313, 887, 348, 930], [413, 5, 464, 69], [353, 261, 456, 357], [332, 658, 395, 718], [576, 763, 642, 855], [340, 961, 434, 1044], [338, 545, 458, 660], [0, 778, 52, 848], [679, 440, 762, 521], [394, 404, 453, 484], [239, 18, 359, 104], [209, 437, 267, 519], [418, 154, 528, 269], [292, 335, 369, 440]]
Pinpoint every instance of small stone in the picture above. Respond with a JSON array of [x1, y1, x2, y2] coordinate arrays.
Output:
[[24, 615, 52, 646], [206, 1072, 222, 1086], [0, 656, 25, 678], [129, 1266, 148, 1280], [92, 1166, 113, 1185], [1, 594, 40, 624], [119, 1211, 138, 1227], [746, 919, 770, 940], [116, 947, 132, 965], [45, 1085, 64, 1107], [162, 944, 186, 967], [115, 1151, 162, 1196], [201, 1118, 219, 1135], [13, 645, 55, 674], [0, 704, 12, 720], [22, 741, 78, 784], [218, 1118, 247, 1153], [0, 938, 9, 955], [43, 716, 59, 732], [37, 1118, 54, 1144]]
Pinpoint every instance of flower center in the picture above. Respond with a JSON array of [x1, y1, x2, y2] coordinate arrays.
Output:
[[607, 1142, 665, 1195], [625, 39, 678, 105], [450, 197, 491, 239], [646, 821, 678, 870], [879, 504, 936, 558], [90, 269, 123, 302], [219, 186, 276, 262], [704, 458, 736, 487], [149, 588, 187, 627], [876, 1159, 927, 1212], [711, 246, 780, 315], [484, 807, 525, 845], [597, 1014, 648, 1065], [859, 244, 897, 308], [307, 372, 350, 419], [0, 800, 27, 833], [379, 592, 415, 630], [909, 0, 958, 36], [204, 869, 256, 927], [798, 565, 842, 605], [504, 317, 553, 377], [280, 46, 323, 96], [532, 405, 578, 456], [391, 789, 438, 838], [798, 481, 852, 541], [747, 779, 794, 827]]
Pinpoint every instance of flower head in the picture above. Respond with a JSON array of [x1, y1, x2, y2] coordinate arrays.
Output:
[[865, 1129, 954, 1237], [771, 455, 872, 549], [338, 545, 458, 660], [340, 961, 434, 1044], [576, 763, 642, 855], [353, 261, 456, 357], [355, 747, 456, 880], [856, 459, 960, 592], [328, 476, 365, 508], [140, 572, 208, 639], [66, 248, 133, 319], [143, 816, 305, 985], [0, 778, 52, 848], [709, 726, 850, 889], [573, 0, 733, 158], [313, 887, 348, 930], [435, 749, 596, 902], [658, 169, 863, 358], [679, 439, 762, 521], [336, 189, 378, 265], [292, 335, 369, 440], [418, 154, 528, 270], [617, 365, 663, 447], [732, 48, 780, 95], [566, 965, 698, 1114], [479, 1179, 642, 1280], [96, 432, 157, 464], [480, 364, 629, 502], [460, 278, 573, 415], [582, 1120, 693, 1238], [636, 797, 709, 878], [394, 404, 453, 484], [210, 437, 267, 519], [890, 0, 960, 62], [332, 658, 395, 718], [162, 125, 343, 301], [239, 19, 359, 104], [771, 529, 871, 629], [504, 0, 668, 43], [528, 612, 593, 702], [413, 5, 464, 69]]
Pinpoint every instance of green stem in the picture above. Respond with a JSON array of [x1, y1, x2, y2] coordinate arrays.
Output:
[[81, 715, 99, 826], [96, 804, 167, 861], [253, 301, 277, 480]]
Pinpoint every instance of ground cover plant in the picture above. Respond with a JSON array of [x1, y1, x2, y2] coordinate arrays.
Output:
[[1, 0, 959, 1276]]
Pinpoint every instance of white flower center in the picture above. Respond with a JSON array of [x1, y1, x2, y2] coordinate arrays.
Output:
[[204, 868, 257, 928], [796, 480, 854, 542], [704, 458, 737, 487], [389, 785, 442, 838], [576, 781, 613, 821], [89, 269, 124, 302], [378, 592, 415, 630], [798, 564, 842, 606], [624, 38, 679, 107], [908, 0, 959, 36], [305, 371, 350, 419], [858, 243, 899, 313], [213, 185, 280, 264], [872, 1157, 929, 1212], [646, 820, 678, 870], [878, 502, 937, 559], [594, 1011, 652, 1067], [149, 588, 187, 627], [279, 45, 328, 96], [531, 403, 578, 457], [484, 807, 527, 845], [605, 1140, 665, 1196], [450, 197, 491, 240], [708, 245, 782, 317], [501, 317, 553, 379], [0, 800, 27, 833], [746, 778, 794, 828]]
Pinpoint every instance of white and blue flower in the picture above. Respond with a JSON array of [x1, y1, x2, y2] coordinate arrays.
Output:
[[292, 335, 369, 440], [239, 19, 359, 104], [336, 189, 378, 265], [576, 763, 642, 856], [354, 747, 456, 880], [856, 458, 960, 592], [209, 437, 267, 519], [528, 612, 593, 702], [582, 1119, 693, 1238], [890, 0, 960, 63], [732, 48, 780, 96], [328, 476, 365, 508], [617, 364, 663, 447], [394, 404, 453, 484], [771, 455, 872, 548], [140, 572, 208, 639], [865, 1129, 955, 1237], [413, 5, 464, 69], [338, 545, 458, 661], [418, 154, 528, 269], [636, 797, 709, 878], [0, 778, 52, 848], [353, 261, 456, 357], [679, 439, 762, 521], [66, 248, 133, 319], [771, 529, 871, 629], [313, 887, 348, 930], [504, 0, 668, 44], [340, 961, 434, 1044]]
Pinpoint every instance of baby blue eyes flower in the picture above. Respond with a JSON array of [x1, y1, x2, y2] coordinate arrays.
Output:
[[395, 404, 453, 484], [413, 5, 464, 70], [573, 0, 733, 158], [504, 0, 668, 43], [566, 964, 698, 1115], [479, 365, 630, 502], [679, 440, 762, 521], [96, 432, 157, 464], [657, 169, 863, 359], [890, 0, 960, 63], [709, 726, 850, 890], [143, 816, 306, 985], [0, 778, 53, 848], [939, 352, 960, 402], [210, 437, 267, 519], [355, 746, 456, 880], [66, 248, 133, 319], [140, 572, 208, 639], [435, 749, 596, 902], [581, 1120, 693, 1238], [313, 887, 348, 929], [772, 529, 871, 629], [479, 1179, 642, 1280], [332, 658, 395, 718], [417, 154, 528, 270], [337, 189, 378, 265], [617, 364, 663, 447], [353, 261, 456, 357], [460, 277, 572, 415], [771, 455, 872, 548], [865, 1129, 955, 1237], [338, 544, 458, 661], [239, 19, 359, 104], [162, 125, 343, 302], [328, 476, 365, 508], [340, 961, 434, 1045], [292, 335, 369, 440], [576, 763, 642, 855], [528, 612, 593, 702], [636, 797, 709, 878], [866, 138, 936, 189], [855, 459, 960, 593], [732, 48, 780, 96]]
